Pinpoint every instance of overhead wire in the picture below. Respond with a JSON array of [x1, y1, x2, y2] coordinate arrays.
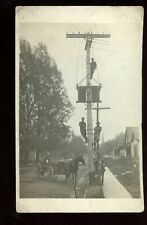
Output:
[[68, 25, 117, 86], [92, 40, 124, 50], [92, 40, 134, 58], [92, 40, 131, 54], [93, 38, 133, 48], [69, 24, 132, 48], [91, 45, 123, 55]]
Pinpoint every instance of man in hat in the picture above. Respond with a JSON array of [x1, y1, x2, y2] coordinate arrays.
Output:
[[90, 58, 97, 79], [79, 117, 88, 143]]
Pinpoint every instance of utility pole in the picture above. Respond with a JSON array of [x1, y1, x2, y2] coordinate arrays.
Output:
[[66, 32, 110, 184], [85, 37, 94, 181], [96, 102, 99, 151]]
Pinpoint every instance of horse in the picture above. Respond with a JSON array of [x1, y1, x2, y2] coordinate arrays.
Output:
[[64, 154, 86, 185]]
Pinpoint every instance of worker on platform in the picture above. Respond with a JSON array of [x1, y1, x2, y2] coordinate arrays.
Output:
[[79, 117, 88, 143], [90, 58, 97, 79]]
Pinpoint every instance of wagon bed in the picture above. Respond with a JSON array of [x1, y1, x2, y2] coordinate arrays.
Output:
[[49, 159, 72, 175]]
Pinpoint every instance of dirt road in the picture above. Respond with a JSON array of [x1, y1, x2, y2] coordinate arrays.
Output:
[[20, 164, 89, 198]]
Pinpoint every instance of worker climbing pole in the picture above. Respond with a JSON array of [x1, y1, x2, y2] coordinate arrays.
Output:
[[66, 32, 110, 184], [90, 58, 97, 79], [79, 117, 88, 143], [94, 122, 102, 149]]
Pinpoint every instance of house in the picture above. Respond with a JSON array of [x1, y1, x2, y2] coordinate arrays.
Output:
[[124, 127, 139, 158], [112, 127, 139, 159], [113, 144, 126, 159]]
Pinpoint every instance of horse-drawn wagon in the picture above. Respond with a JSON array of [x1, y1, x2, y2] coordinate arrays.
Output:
[[35, 155, 86, 184]]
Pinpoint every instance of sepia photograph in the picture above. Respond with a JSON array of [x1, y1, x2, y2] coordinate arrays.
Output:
[[16, 6, 144, 212]]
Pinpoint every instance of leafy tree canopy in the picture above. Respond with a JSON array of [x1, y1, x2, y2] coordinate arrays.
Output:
[[64, 135, 88, 156], [19, 40, 74, 162]]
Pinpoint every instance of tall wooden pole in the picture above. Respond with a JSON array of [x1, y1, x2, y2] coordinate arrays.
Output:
[[96, 102, 99, 152], [85, 38, 95, 182], [66, 32, 110, 184]]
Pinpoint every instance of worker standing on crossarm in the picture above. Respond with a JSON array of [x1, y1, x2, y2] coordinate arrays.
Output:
[[90, 58, 97, 79], [79, 117, 88, 143]]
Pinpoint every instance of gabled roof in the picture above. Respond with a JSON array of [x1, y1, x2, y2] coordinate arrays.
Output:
[[125, 127, 139, 144]]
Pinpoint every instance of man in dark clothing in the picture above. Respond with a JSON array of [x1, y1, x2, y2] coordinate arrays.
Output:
[[94, 158, 98, 172], [100, 161, 106, 185], [94, 122, 102, 144], [90, 58, 97, 79], [79, 117, 88, 143]]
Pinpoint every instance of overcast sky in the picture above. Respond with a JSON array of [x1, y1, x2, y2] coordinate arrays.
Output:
[[17, 6, 143, 141]]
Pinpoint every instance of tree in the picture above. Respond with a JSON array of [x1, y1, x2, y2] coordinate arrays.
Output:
[[64, 135, 88, 157], [19, 40, 73, 163], [100, 132, 125, 156]]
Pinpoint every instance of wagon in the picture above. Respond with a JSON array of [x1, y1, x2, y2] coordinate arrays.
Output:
[[35, 160, 53, 181], [49, 159, 70, 174], [36, 155, 85, 183], [35, 158, 72, 181]]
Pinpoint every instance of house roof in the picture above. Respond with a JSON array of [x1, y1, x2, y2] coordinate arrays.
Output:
[[125, 127, 139, 144]]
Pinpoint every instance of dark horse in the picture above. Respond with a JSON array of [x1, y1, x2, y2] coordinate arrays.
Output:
[[64, 155, 86, 185]]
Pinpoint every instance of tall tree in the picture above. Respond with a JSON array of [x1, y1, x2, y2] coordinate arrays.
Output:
[[100, 132, 125, 155], [64, 135, 88, 157], [19, 40, 73, 163]]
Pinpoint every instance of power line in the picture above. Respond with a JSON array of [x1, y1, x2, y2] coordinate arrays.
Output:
[[93, 38, 133, 48], [92, 40, 124, 50], [91, 46, 121, 54], [92, 40, 132, 53], [92, 43, 127, 54]]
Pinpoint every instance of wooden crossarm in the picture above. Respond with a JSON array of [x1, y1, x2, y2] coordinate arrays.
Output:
[[66, 33, 111, 39]]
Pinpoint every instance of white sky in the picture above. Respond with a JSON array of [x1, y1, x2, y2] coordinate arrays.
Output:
[[17, 6, 143, 141]]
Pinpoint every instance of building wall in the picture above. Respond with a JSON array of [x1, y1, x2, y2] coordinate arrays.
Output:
[[131, 141, 139, 158], [120, 149, 127, 158]]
